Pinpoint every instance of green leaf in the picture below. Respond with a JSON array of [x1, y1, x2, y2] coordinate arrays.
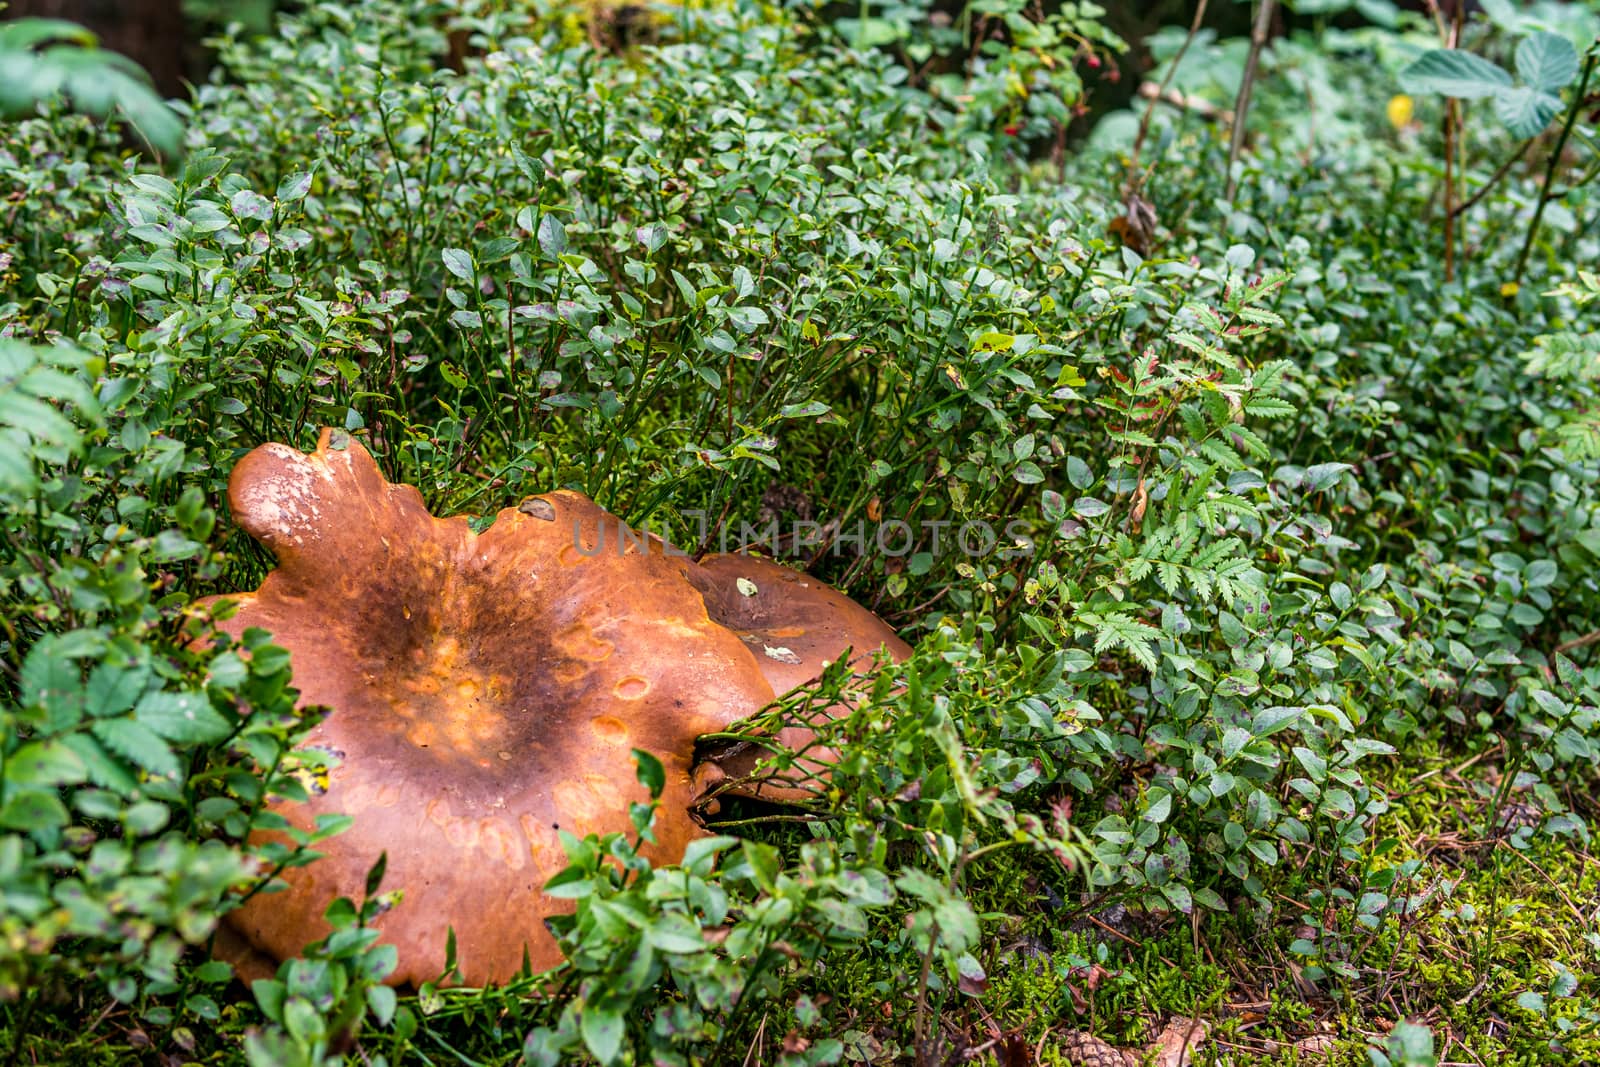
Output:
[[1162, 883, 1194, 913], [1493, 86, 1563, 138], [0, 18, 98, 51], [680, 835, 738, 874], [368, 985, 397, 1027], [1245, 397, 1295, 419], [19, 637, 85, 724], [1293, 746, 1328, 781], [1252, 705, 1303, 738], [277, 171, 314, 201], [1400, 49, 1512, 99], [6, 741, 86, 788], [230, 189, 273, 221], [537, 215, 567, 259], [0, 391, 78, 451], [115, 87, 184, 157], [580, 1005, 625, 1065], [59, 733, 138, 792], [366, 852, 389, 897], [1515, 32, 1579, 93], [779, 400, 830, 419], [92, 718, 180, 779], [0, 791, 70, 832], [1013, 460, 1044, 484], [135, 690, 230, 744], [441, 248, 475, 281], [644, 914, 705, 953], [635, 223, 666, 253], [632, 749, 665, 797]]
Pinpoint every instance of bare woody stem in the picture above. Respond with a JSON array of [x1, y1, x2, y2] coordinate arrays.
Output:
[[1225, 0, 1276, 202], [1440, 2, 1466, 281], [1449, 138, 1534, 219], [1125, 0, 1209, 197]]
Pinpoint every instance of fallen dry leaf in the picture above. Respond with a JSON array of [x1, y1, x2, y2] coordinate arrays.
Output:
[[1150, 1016, 1209, 1067], [1107, 193, 1159, 256], [1293, 1033, 1337, 1058]]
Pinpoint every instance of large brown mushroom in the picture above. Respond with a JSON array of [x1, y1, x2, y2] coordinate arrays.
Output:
[[202, 430, 907, 986], [204, 430, 777, 985], [683, 553, 912, 802]]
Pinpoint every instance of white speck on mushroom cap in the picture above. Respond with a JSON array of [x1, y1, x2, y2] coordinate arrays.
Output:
[[763, 645, 800, 664]]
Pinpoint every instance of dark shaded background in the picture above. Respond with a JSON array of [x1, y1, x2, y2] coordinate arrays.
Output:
[[0, 1, 1439, 114]]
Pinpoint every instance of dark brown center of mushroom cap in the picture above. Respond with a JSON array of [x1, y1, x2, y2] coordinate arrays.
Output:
[[264, 494, 733, 795]]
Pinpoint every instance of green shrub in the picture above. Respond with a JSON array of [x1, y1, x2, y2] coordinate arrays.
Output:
[[3, 0, 1600, 1062]]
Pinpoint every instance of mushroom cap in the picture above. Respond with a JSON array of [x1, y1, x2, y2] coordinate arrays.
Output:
[[203, 430, 776, 986], [683, 553, 912, 802], [689, 553, 911, 691]]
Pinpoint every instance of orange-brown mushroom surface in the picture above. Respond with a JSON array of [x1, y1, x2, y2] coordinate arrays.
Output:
[[202, 429, 778, 986], [684, 552, 912, 802]]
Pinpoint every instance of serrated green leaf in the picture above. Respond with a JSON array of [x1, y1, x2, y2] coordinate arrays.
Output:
[[135, 690, 231, 744], [1515, 32, 1579, 93], [1493, 85, 1563, 138], [1400, 48, 1513, 99], [92, 718, 180, 779], [58, 733, 138, 792], [1245, 397, 1295, 419]]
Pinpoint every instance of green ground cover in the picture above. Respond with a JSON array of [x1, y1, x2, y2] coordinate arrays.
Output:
[[3, 1, 1600, 1063]]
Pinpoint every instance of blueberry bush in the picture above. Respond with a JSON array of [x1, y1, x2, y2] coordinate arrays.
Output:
[[3, 0, 1600, 1063]]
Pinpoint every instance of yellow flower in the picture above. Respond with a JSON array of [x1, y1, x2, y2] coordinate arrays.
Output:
[[1387, 94, 1414, 130], [1500, 281, 1520, 298]]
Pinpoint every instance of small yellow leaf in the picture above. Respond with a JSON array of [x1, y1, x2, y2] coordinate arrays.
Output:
[[1500, 281, 1520, 298]]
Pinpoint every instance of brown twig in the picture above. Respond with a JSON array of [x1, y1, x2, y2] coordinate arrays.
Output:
[[1554, 628, 1600, 656], [1449, 139, 1534, 219], [1125, 0, 1209, 196], [1136, 80, 1230, 122], [1226, 0, 1277, 202], [1442, 4, 1465, 280]]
